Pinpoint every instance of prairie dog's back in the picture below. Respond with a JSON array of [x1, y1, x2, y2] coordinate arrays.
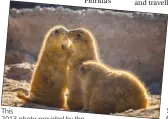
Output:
[[79, 60, 150, 114]]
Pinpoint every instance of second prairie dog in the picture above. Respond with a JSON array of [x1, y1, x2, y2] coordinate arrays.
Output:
[[67, 28, 100, 110], [17, 25, 72, 109], [78, 61, 150, 114]]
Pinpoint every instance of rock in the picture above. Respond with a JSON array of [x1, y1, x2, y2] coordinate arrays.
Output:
[[148, 83, 162, 94], [5, 62, 34, 81], [5, 50, 36, 65], [5, 50, 25, 64], [7, 16, 43, 61]]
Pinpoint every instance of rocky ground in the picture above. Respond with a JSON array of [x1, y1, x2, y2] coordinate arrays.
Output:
[[2, 62, 161, 119]]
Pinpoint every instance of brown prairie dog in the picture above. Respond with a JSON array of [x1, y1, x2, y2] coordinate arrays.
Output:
[[17, 25, 73, 109], [78, 60, 150, 114], [67, 28, 100, 110]]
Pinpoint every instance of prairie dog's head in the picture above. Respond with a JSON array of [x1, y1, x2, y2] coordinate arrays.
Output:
[[78, 61, 105, 80], [68, 28, 98, 60], [44, 25, 73, 53]]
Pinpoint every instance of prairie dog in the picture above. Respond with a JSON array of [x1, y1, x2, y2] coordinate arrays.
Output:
[[67, 28, 100, 110], [17, 25, 73, 109], [78, 60, 150, 114]]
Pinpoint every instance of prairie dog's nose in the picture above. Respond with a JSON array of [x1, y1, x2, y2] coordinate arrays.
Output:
[[62, 38, 73, 49]]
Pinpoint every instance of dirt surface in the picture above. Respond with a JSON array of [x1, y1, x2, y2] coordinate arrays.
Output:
[[2, 63, 161, 119]]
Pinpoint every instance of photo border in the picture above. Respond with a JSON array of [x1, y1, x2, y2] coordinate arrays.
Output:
[[0, 1, 167, 119]]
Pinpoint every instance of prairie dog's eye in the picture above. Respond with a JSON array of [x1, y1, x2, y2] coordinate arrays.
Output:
[[79, 66, 85, 72], [84, 40, 87, 44], [54, 29, 60, 34], [79, 65, 91, 74], [76, 33, 82, 39]]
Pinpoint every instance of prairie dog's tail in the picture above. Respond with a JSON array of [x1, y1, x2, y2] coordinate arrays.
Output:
[[16, 91, 32, 103]]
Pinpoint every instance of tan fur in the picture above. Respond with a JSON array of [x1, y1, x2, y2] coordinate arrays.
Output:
[[17, 25, 73, 109], [67, 28, 100, 110], [78, 60, 150, 114], [17, 91, 32, 102]]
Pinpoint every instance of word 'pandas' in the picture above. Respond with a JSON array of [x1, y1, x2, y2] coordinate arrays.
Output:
[[85, 0, 111, 3]]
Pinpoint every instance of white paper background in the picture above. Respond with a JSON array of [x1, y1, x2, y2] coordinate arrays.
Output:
[[0, 0, 167, 119]]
